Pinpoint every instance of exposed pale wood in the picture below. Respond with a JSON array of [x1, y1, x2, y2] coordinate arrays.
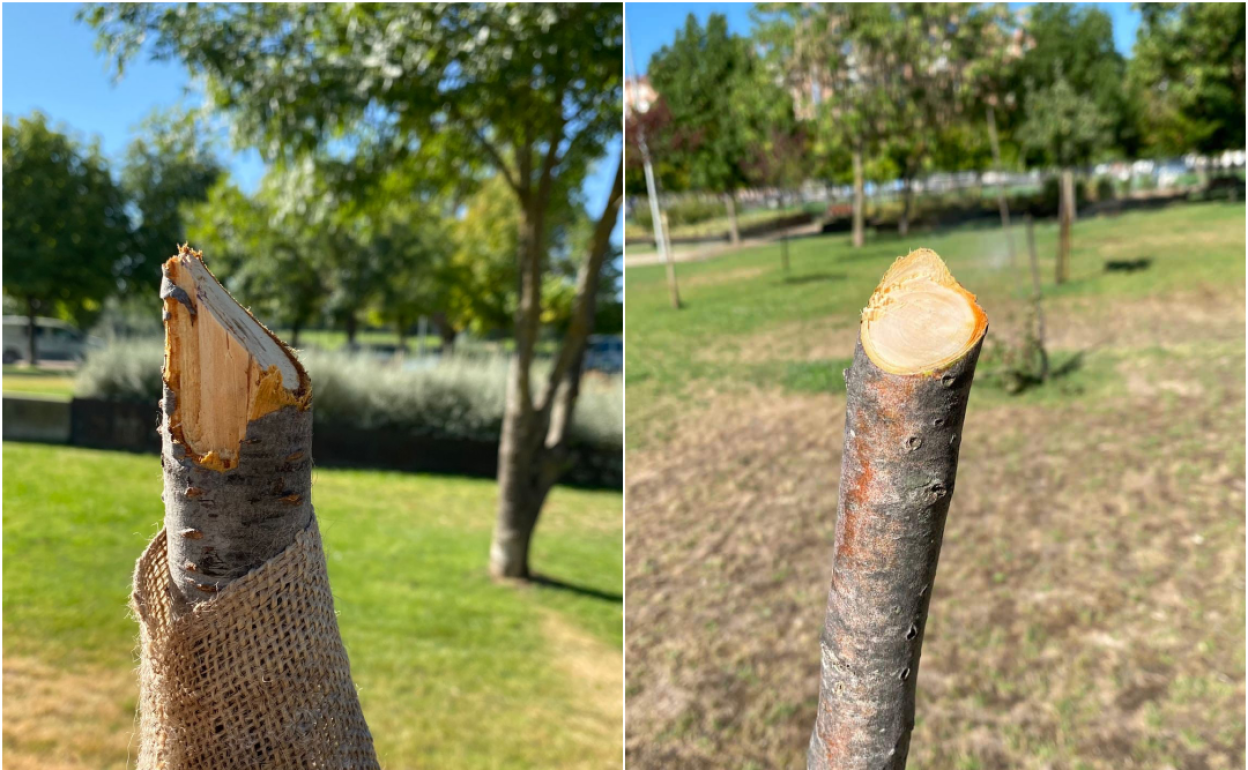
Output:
[[860, 248, 988, 376], [162, 246, 309, 471]]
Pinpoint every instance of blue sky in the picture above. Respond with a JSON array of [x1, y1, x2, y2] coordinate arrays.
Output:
[[626, 2, 1143, 78], [2, 3, 621, 224]]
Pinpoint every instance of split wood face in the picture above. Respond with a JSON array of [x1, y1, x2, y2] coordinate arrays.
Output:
[[809, 249, 986, 770], [160, 245, 314, 611]]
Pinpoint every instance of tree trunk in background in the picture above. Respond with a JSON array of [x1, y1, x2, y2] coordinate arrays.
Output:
[[661, 211, 683, 309], [432, 313, 457, 352], [1056, 169, 1073, 284], [1063, 168, 1077, 224], [726, 192, 741, 246], [25, 297, 38, 366], [852, 145, 865, 248], [986, 106, 1015, 266], [899, 176, 913, 237], [781, 232, 791, 275], [1025, 215, 1050, 382], [290, 320, 303, 348], [345, 313, 358, 347], [490, 159, 623, 579]]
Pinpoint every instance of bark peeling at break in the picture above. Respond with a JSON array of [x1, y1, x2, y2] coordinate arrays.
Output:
[[809, 248, 986, 770], [159, 245, 314, 613]]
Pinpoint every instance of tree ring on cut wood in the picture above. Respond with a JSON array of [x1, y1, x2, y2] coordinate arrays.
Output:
[[860, 248, 987, 376]]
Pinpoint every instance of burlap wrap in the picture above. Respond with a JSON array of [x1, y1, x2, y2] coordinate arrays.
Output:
[[132, 515, 380, 769]]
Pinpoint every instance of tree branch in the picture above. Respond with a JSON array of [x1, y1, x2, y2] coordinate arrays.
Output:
[[447, 102, 521, 196], [537, 154, 623, 441]]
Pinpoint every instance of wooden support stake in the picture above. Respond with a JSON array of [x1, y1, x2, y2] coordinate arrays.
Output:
[[809, 248, 987, 770]]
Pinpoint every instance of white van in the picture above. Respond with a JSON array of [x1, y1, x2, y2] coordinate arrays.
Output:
[[2, 316, 100, 364]]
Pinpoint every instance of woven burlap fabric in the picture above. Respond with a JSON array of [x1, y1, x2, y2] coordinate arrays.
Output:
[[132, 515, 380, 769]]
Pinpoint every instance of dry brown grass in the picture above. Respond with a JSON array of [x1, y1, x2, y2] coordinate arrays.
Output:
[[625, 291, 1245, 769], [3, 656, 138, 770]]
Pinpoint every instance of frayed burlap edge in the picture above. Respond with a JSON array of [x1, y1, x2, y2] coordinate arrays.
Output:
[[132, 515, 380, 769]]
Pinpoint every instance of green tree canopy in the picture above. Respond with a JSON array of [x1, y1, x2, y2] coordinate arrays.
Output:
[[647, 13, 752, 196], [2, 113, 132, 346], [1018, 76, 1113, 169], [1012, 4, 1139, 160], [121, 106, 223, 294], [1131, 2, 1246, 155]]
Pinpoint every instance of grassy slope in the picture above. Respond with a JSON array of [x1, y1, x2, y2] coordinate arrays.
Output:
[[626, 202, 1246, 448], [624, 201, 1246, 769], [3, 443, 622, 769]]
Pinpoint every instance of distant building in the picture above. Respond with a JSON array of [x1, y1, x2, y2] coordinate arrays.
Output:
[[625, 76, 657, 115]]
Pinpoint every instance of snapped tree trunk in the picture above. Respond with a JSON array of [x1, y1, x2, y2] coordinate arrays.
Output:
[[25, 297, 37, 366], [1056, 169, 1073, 284], [138, 245, 377, 768], [725, 192, 741, 246], [986, 106, 1015, 265], [490, 159, 624, 579], [852, 145, 866, 248], [808, 249, 987, 770]]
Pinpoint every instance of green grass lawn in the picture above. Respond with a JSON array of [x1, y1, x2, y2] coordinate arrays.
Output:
[[625, 201, 1246, 447], [2, 365, 75, 400], [4, 443, 622, 769]]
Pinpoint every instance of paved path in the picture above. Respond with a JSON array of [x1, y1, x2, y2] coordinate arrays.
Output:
[[623, 219, 824, 268]]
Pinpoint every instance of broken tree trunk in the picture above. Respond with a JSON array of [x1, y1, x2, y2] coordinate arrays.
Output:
[[133, 245, 378, 768], [808, 248, 987, 770]]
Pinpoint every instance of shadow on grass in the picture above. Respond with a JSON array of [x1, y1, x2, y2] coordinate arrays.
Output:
[[998, 349, 1088, 394], [1104, 257, 1154, 273], [531, 573, 623, 604]]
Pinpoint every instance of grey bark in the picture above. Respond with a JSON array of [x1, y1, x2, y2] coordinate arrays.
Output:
[[808, 339, 983, 770], [161, 389, 313, 615], [491, 158, 623, 579]]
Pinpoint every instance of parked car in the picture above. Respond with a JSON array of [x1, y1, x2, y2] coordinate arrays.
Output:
[[583, 334, 623, 374], [2, 316, 101, 364]]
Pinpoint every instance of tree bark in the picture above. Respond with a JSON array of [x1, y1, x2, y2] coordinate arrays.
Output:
[[852, 145, 865, 248], [25, 297, 37, 366], [1025, 215, 1050, 381], [145, 245, 377, 766], [1056, 169, 1073, 285], [490, 158, 623, 579], [726, 192, 741, 246], [809, 249, 986, 770], [345, 312, 359, 347], [661, 211, 682, 309], [986, 106, 1015, 266], [899, 176, 913, 237]]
